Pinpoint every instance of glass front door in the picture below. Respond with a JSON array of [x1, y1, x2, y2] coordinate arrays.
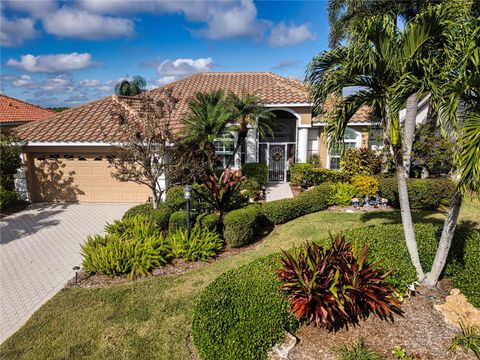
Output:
[[268, 144, 286, 181]]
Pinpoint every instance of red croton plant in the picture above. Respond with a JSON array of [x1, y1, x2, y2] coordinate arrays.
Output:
[[276, 236, 402, 329]]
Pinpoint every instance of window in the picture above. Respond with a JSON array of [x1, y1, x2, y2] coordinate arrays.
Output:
[[64, 154, 74, 160], [328, 128, 360, 170], [93, 155, 103, 161], [78, 155, 87, 161], [49, 154, 60, 160], [36, 155, 45, 161], [214, 134, 235, 169]]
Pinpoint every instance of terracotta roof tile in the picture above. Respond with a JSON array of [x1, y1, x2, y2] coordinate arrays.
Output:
[[0, 95, 54, 123]]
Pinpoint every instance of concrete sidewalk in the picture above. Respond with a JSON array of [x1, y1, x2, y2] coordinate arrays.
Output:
[[266, 182, 294, 202], [0, 202, 132, 343]]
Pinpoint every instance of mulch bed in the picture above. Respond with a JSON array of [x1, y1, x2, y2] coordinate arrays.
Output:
[[289, 281, 476, 360]]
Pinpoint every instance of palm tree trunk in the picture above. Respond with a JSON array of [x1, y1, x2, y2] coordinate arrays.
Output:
[[403, 93, 419, 178], [424, 189, 462, 287], [395, 154, 426, 281]]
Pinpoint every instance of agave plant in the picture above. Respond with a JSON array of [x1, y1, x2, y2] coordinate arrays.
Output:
[[276, 235, 402, 328]]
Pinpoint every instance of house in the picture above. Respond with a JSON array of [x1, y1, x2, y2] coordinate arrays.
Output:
[[15, 72, 376, 203], [0, 94, 55, 131]]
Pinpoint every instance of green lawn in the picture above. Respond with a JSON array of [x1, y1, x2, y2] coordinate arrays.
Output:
[[1, 199, 479, 360]]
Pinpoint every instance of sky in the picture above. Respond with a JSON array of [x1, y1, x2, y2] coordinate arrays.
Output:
[[0, 0, 330, 108]]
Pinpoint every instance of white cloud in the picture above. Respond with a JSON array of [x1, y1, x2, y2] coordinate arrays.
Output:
[[0, 15, 38, 47], [42, 7, 134, 40], [155, 57, 214, 85], [80, 79, 101, 87], [40, 74, 74, 92], [268, 22, 316, 47], [5, 0, 57, 18], [7, 53, 93, 73], [12, 75, 35, 87]]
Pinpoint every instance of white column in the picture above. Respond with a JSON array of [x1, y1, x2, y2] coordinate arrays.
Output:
[[297, 127, 309, 163], [246, 127, 257, 163], [14, 153, 29, 201]]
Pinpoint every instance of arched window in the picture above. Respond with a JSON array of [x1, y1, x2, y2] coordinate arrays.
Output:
[[214, 133, 235, 168], [328, 128, 361, 170]]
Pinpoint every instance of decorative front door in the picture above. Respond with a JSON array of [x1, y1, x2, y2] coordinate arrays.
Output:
[[268, 144, 286, 181]]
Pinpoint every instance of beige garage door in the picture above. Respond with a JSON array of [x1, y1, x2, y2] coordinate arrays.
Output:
[[31, 152, 151, 203]]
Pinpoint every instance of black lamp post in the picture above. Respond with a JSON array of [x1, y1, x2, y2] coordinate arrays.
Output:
[[73, 266, 80, 284], [183, 185, 192, 239]]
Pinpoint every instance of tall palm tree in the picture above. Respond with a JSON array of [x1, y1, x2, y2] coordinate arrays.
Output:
[[306, 5, 452, 281], [182, 90, 233, 174], [225, 91, 274, 167], [115, 75, 147, 96]]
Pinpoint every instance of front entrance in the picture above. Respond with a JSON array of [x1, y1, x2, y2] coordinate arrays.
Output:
[[268, 144, 286, 181]]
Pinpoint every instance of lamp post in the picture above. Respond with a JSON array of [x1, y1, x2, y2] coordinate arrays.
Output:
[[183, 185, 192, 239]]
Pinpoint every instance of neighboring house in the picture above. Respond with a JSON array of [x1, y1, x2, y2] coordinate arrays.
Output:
[[0, 94, 54, 130], [15, 72, 376, 203]]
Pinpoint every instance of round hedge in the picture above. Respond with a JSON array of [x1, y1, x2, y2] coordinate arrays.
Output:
[[191, 254, 298, 360], [123, 203, 172, 231]]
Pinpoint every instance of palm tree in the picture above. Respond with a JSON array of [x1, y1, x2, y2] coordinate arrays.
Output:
[[182, 90, 233, 174], [114, 75, 147, 96], [306, 5, 452, 281], [225, 91, 274, 167]]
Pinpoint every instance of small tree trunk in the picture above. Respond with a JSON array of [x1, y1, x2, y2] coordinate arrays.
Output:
[[424, 189, 462, 287], [395, 158, 426, 281], [403, 93, 419, 178]]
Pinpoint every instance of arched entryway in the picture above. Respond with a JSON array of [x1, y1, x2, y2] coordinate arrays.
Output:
[[259, 109, 297, 181]]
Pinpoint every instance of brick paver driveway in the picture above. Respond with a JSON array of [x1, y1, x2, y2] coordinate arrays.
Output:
[[0, 202, 132, 343]]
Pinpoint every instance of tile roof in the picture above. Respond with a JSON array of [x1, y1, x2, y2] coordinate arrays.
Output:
[[0, 95, 54, 124], [15, 72, 372, 143], [313, 96, 374, 124]]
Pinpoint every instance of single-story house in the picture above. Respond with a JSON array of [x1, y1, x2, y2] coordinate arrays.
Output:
[[0, 94, 54, 130], [15, 72, 379, 203]]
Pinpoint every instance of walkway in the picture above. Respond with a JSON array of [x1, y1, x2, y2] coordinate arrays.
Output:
[[0, 202, 132, 343], [266, 182, 294, 202]]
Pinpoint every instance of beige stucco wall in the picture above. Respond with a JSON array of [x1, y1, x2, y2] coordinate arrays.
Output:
[[295, 106, 312, 126]]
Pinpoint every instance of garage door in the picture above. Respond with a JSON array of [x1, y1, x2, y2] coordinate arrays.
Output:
[[31, 152, 151, 203]]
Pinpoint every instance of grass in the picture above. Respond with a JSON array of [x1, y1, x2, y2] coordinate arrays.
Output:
[[1, 199, 479, 359]]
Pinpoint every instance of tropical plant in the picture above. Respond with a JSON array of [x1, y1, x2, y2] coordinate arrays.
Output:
[[351, 175, 379, 198], [276, 236, 402, 328], [330, 182, 358, 206], [340, 147, 381, 178], [392, 346, 425, 360], [0, 133, 22, 191], [168, 226, 223, 261], [306, 3, 458, 282], [225, 91, 274, 166], [114, 75, 147, 96], [336, 338, 382, 360], [449, 321, 480, 359]]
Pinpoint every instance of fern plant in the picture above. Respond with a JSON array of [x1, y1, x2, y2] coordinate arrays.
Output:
[[168, 226, 223, 261], [449, 321, 480, 359], [330, 182, 358, 206], [105, 214, 163, 239]]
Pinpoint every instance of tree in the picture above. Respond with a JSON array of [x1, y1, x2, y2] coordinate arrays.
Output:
[[0, 132, 22, 191], [306, 5, 453, 281], [107, 88, 179, 208], [114, 75, 147, 96], [225, 91, 274, 166]]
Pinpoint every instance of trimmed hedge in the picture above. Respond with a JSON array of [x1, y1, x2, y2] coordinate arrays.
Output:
[[0, 187, 18, 210], [290, 163, 347, 186], [168, 210, 198, 232], [242, 163, 268, 187], [165, 186, 186, 211], [195, 213, 221, 233], [224, 205, 262, 248], [377, 177, 455, 210], [191, 254, 298, 360], [123, 203, 172, 231], [262, 183, 334, 225]]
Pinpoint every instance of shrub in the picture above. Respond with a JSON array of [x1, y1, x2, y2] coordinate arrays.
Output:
[[195, 213, 221, 233], [336, 339, 382, 360], [191, 254, 298, 360], [0, 186, 18, 210], [307, 153, 321, 166], [351, 175, 379, 198], [81, 215, 172, 278], [340, 147, 382, 179], [165, 186, 186, 211], [241, 163, 268, 187], [223, 205, 262, 248], [277, 236, 401, 328], [0, 133, 22, 191], [168, 226, 223, 261], [330, 182, 358, 206], [168, 210, 198, 232], [261, 183, 333, 225], [377, 176, 399, 207], [290, 163, 347, 186], [123, 203, 172, 230]]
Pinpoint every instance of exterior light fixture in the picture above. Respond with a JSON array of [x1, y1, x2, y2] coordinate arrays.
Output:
[[73, 266, 80, 284], [183, 185, 192, 239]]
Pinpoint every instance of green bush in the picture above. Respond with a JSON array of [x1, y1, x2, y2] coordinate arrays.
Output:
[[241, 163, 268, 187], [168, 210, 198, 233], [0, 186, 18, 210], [262, 183, 334, 225], [168, 226, 223, 261], [351, 175, 379, 197], [290, 163, 347, 187], [224, 205, 262, 248], [191, 254, 298, 360], [340, 147, 381, 179], [195, 213, 221, 233], [123, 203, 172, 230], [165, 186, 186, 211], [81, 215, 172, 278], [330, 182, 358, 206]]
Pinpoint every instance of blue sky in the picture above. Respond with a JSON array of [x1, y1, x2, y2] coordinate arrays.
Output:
[[1, 0, 330, 108]]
